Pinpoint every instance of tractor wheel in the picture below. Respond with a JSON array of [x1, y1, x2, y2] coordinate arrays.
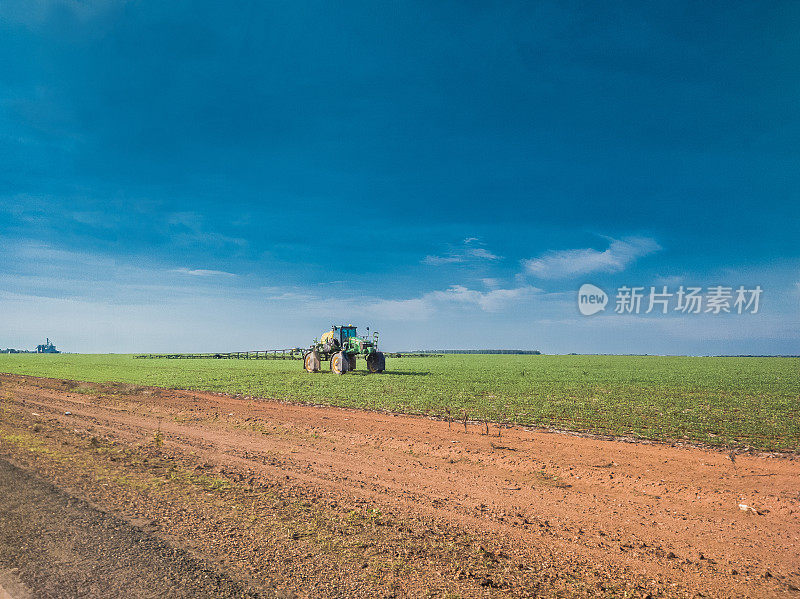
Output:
[[348, 355, 357, 372], [330, 351, 348, 375], [304, 351, 321, 373], [366, 352, 385, 373]]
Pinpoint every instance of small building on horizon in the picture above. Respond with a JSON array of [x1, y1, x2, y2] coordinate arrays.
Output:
[[36, 338, 60, 354]]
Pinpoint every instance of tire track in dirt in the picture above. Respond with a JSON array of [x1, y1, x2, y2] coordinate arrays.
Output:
[[0, 456, 264, 598]]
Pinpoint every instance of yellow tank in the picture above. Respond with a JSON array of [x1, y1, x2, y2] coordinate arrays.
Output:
[[320, 330, 335, 344]]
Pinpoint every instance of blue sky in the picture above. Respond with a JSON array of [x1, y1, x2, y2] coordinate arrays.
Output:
[[1, 1, 798, 354]]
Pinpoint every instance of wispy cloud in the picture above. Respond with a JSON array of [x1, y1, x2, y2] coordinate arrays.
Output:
[[10, 240, 116, 267], [426, 284, 539, 312], [250, 282, 540, 321], [167, 212, 247, 250], [522, 237, 661, 279], [470, 247, 500, 260], [422, 255, 462, 265], [259, 286, 317, 302], [172, 267, 236, 277], [423, 238, 501, 265], [363, 284, 540, 319]]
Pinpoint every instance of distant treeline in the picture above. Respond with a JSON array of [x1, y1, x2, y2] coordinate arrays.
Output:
[[0, 349, 35, 354], [404, 349, 542, 355], [715, 354, 800, 358], [565, 353, 800, 358]]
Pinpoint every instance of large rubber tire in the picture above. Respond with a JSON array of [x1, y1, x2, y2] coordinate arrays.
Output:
[[304, 351, 321, 373], [348, 355, 356, 372], [330, 351, 348, 375], [366, 352, 385, 373]]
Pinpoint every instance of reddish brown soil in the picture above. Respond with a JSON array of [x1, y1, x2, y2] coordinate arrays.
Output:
[[1, 374, 798, 597]]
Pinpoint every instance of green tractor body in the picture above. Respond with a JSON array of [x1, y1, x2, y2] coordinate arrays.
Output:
[[303, 325, 385, 374]]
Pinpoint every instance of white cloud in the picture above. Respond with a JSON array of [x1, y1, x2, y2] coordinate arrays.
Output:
[[422, 254, 463, 265], [469, 247, 500, 260], [425, 284, 540, 312], [172, 268, 236, 277], [12, 240, 115, 267], [250, 281, 539, 321], [423, 237, 502, 265], [167, 212, 247, 249], [355, 284, 541, 320], [259, 286, 317, 302], [522, 237, 661, 279]]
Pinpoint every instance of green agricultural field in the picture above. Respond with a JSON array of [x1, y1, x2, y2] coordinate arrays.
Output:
[[1, 354, 798, 451]]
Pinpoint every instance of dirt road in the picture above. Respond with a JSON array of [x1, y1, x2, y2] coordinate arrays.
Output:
[[0, 374, 797, 597], [0, 457, 261, 598]]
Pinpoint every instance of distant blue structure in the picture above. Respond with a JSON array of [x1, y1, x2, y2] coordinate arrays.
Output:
[[36, 338, 59, 354]]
